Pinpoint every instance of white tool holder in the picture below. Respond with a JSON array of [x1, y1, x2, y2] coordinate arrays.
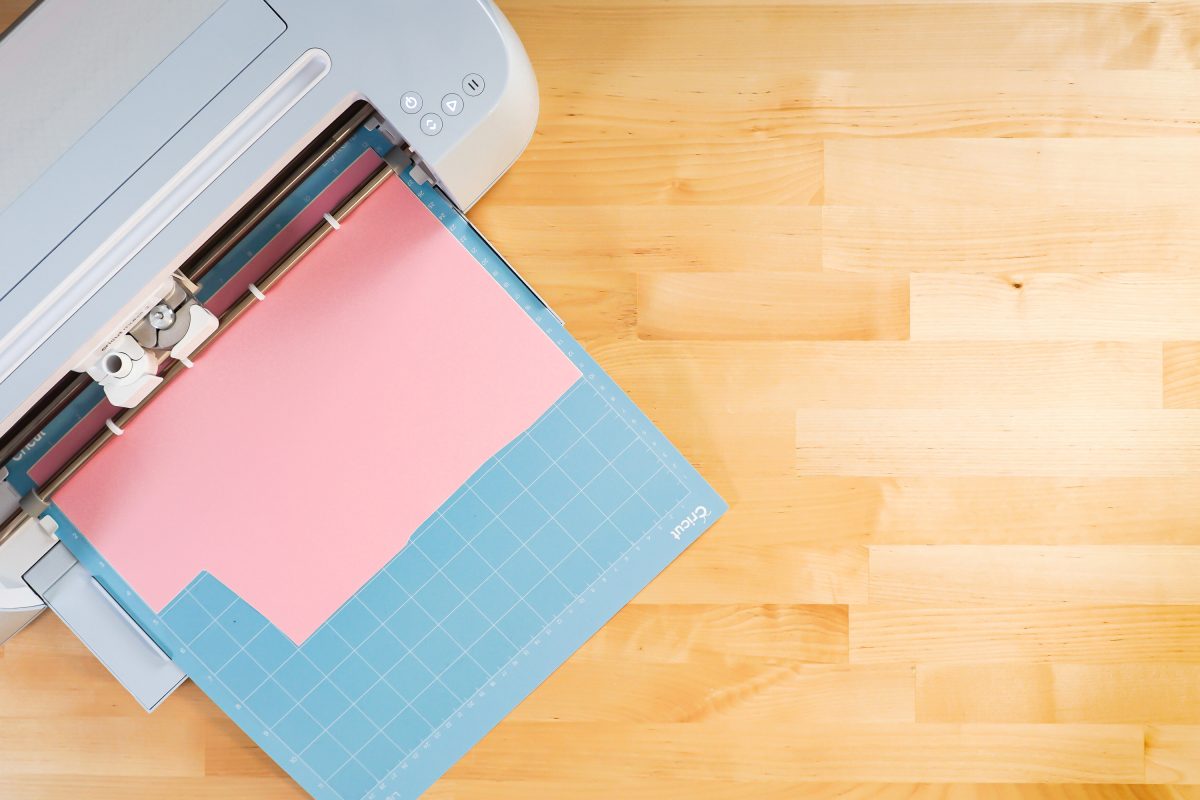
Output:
[[81, 280, 219, 409], [86, 334, 163, 409], [168, 304, 219, 365]]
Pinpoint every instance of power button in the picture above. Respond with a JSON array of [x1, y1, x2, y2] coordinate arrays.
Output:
[[400, 91, 422, 114]]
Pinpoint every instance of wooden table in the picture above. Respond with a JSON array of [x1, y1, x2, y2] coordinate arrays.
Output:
[[3, 1, 1200, 797]]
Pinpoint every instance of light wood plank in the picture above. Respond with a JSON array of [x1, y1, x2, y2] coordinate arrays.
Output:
[[0, 718, 204, 777], [597, 341, 1163, 410], [637, 273, 909, 341], [826, 140, 1200, 207], [617, 473, 1200, 548], [0, 0, 20, 29], [825, 207, 1200, 274], [529, 69, 1200, 140], [452, 722, 1146, 783], [494, 135, 823, 206], [576, 604, 848, 663], [852, 606, 1200, 664], [1164, 342, 1200, 408], [633, 540, 867, 604], [509, 659, 913, 723], [616, 474, 1200, 550], [429, 783, 1200, 800], [504, 1, 1200, 70], [868, 546, 1200, 605], [473, 206, 823, 274], [1147, 726, 1200, 784], [910, 273, 1200, 341], [796, 410, 1200, 477], [871, 477, 1200, 545], [917, 664, 1200, 724], [0, 778, 308, 800], [682, 477, 886, 547]]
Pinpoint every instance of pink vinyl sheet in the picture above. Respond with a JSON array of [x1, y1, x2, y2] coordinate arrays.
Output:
[[53, 176, 581, 643]]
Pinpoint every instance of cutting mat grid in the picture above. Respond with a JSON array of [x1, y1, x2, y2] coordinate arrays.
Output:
[[157, 378, 690, 798]]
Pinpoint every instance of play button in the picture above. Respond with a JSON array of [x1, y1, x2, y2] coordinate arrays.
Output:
[[441, 93, 464, 116]]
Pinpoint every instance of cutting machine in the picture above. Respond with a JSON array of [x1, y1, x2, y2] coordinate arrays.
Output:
[[0, 0, 537, 688], [0, 7, 733, 798]]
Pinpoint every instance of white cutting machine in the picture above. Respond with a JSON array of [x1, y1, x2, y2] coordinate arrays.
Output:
[[0, 0, 537, 694]]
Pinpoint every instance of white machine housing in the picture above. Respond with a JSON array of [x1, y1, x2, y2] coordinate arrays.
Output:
[[0, 0, 538, 644]]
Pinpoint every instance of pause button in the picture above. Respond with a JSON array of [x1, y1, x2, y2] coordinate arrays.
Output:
[[462, 73, 485, 96]]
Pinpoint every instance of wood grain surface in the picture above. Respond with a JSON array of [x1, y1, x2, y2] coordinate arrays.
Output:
[[3, 0, 1200, 797]]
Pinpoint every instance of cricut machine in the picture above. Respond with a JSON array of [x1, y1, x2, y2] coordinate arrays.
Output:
[[0, 0, 537, 645], [0, 3, 727, 798]]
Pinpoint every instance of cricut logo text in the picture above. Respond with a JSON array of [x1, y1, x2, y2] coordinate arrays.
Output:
[[8, 431, 44, 462], [670, 505, 709, 540]]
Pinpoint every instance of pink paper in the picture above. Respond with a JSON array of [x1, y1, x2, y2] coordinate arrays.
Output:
[[54, 176, 580, 643]]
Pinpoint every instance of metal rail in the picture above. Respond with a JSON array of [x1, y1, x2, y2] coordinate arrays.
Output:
[[0, 104, 380, 473], [185, 103, 376, 284], [0, 163, 395, 545]]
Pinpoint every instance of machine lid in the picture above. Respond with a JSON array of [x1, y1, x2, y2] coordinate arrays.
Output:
[[0, 0, 225, 217]]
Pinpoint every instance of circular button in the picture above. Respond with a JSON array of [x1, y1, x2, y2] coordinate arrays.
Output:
[[400, 91, 422, 114], [420, 113, 443, 136], [441, 93, 464, 116], [462, 73, 485, 97]]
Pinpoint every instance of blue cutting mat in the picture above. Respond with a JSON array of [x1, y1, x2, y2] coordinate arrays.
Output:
[[9, 148, 725, 799]]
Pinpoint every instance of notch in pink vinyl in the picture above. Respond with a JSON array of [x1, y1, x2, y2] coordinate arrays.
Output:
[[53, 176, 580, 643]]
